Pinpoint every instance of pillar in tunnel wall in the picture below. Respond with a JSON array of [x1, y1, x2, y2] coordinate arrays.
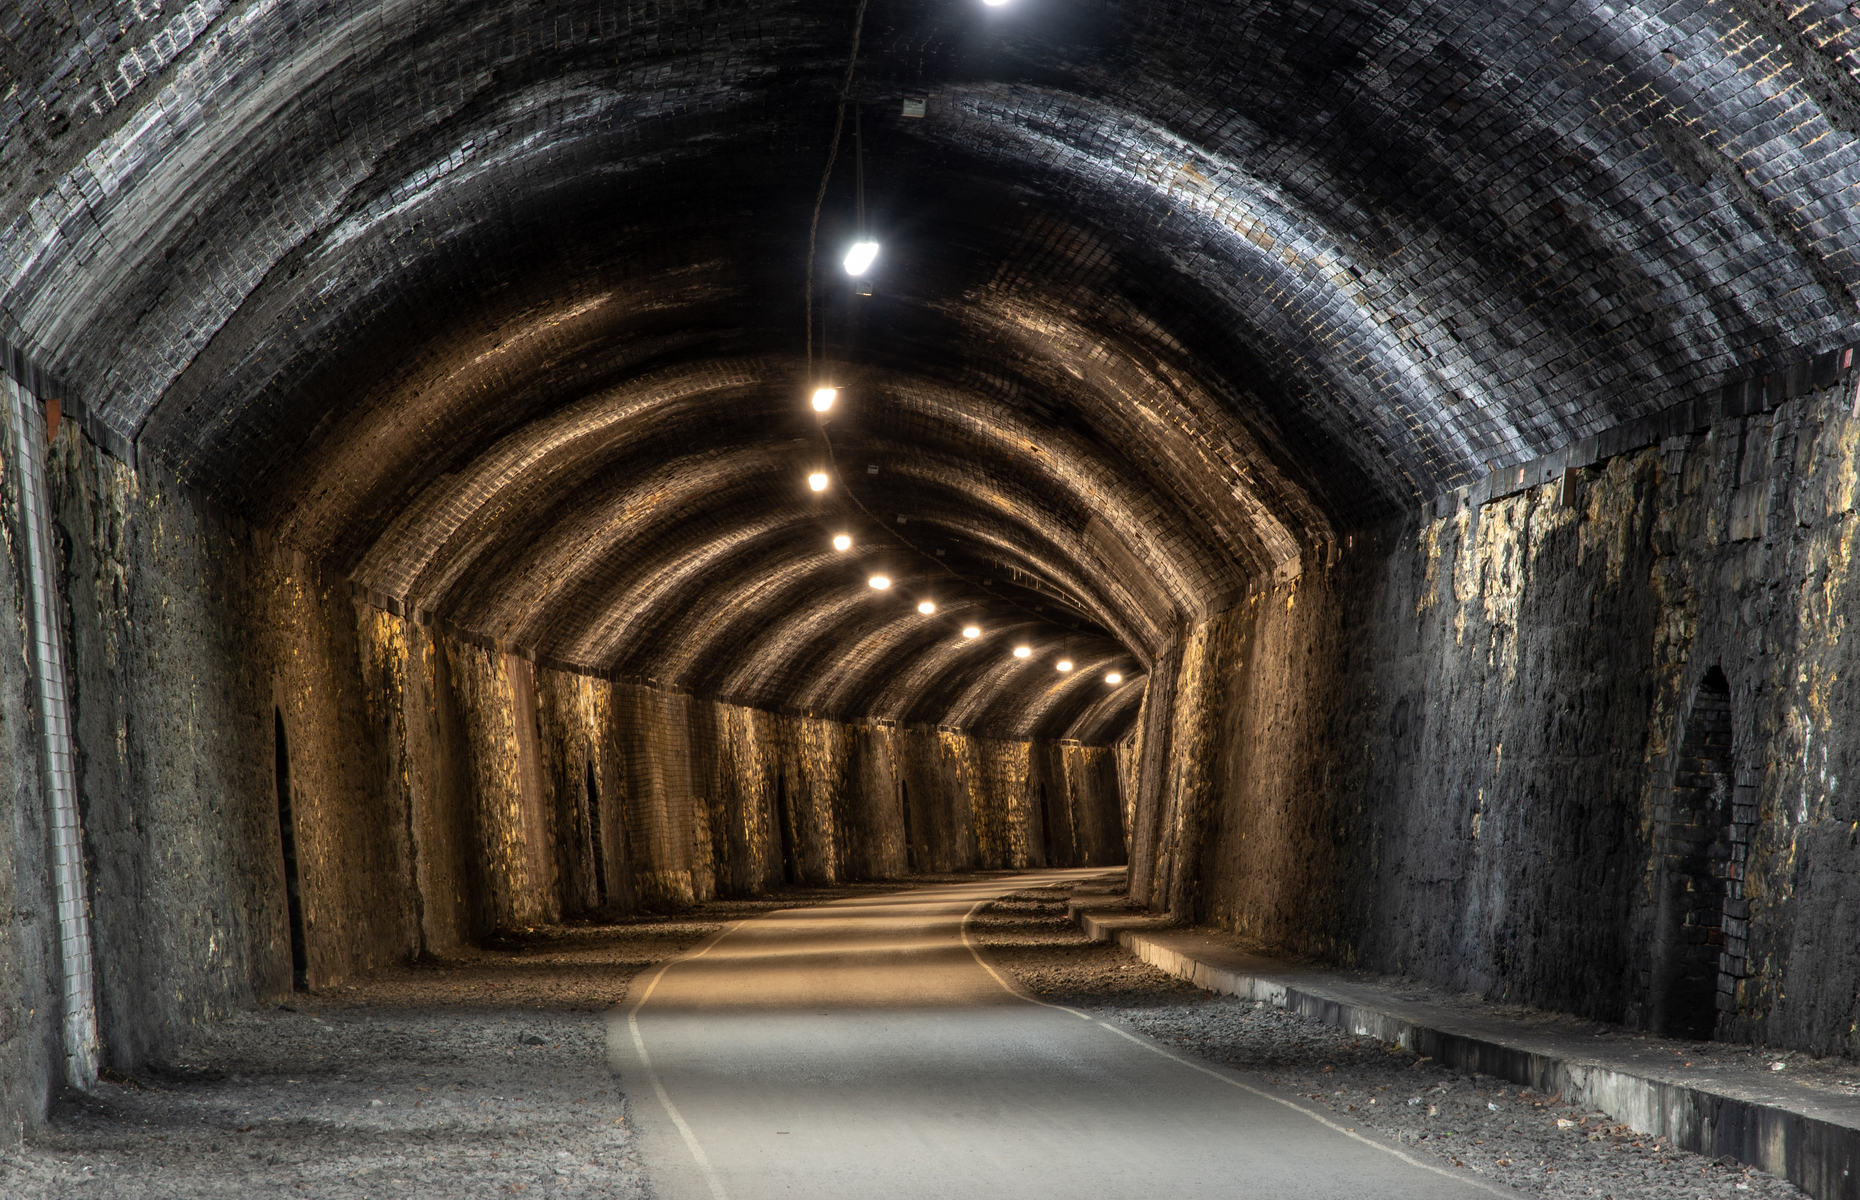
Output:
[[846, 727, 910, 880], [950, 734, 1027, 870], [531, 668, 610, 919], [687, 699, 770, 899], [609, 684, 697, 908], [365, 616, 477, 956], [1124, 641, 1178, 907], [440, 645, 556, 932], [1155, 611, 1240, 919], [1115, 708, 1143, 857]]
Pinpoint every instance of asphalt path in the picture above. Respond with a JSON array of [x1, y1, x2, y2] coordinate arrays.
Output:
[[609, 872, 1507, 1199]]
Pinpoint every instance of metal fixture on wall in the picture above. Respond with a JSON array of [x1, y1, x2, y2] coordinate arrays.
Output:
[[2, 375, 98, 1089]]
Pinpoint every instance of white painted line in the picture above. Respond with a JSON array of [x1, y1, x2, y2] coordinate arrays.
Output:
[[626, 922, 745, 1200], [1092, 1021, 1514, 1198], [973, 887, 1508, 1196], [961, 897, 1094, 1019]]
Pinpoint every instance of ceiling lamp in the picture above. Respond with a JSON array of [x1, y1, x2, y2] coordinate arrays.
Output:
[[917, 601, 936, 614], [962, 626, 981, 638], [1056, 660, 1073, 672], [1013, 646, 1031, 659], [812, 387, 837, 412], [844, 241, 879, 275], [832, 534, 852, 551], [808, 472, 829, 492], [1105, 672, 1123, 684], [868, 575, 890, 590]]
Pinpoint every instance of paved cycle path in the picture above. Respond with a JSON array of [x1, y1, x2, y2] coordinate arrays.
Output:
[[609, 872, 1505, 1199]]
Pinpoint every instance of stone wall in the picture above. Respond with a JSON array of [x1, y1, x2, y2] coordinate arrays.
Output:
[[0, 425, 1128, 1143], [1133, 378, 1860, 1056]]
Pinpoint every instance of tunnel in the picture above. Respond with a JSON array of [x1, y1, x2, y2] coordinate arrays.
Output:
[[2, 0, 1860, 1194]]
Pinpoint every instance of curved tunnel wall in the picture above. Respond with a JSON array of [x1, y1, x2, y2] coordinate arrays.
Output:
[[8, 425, 1123, 1091], [6, 0, 1860, 1156]]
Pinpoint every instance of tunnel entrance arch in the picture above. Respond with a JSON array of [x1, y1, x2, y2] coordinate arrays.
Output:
[[1650, 668, 1736, 1040], [274, 709, 308, 991]]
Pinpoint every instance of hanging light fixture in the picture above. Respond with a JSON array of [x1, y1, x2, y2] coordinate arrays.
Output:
[[844, 243, 879, 275], [962, 626, 981, 638], [808, 472, 830, 492], [844, 102, 879, 282], [812, 387, 838, 412], [833, 534, 853, 551], [1056, 660, 1073, 672], [917, 600, 936, 614], [1013, 645, 1032, 659], [868, 575, 891, 590], [1105, 672, 1123, 684]]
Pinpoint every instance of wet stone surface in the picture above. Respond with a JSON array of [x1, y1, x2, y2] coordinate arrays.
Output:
[[972, 885, 1811, 1199]]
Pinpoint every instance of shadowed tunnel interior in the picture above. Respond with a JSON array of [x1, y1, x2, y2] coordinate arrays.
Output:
[[6, 0, 1860, 1161]]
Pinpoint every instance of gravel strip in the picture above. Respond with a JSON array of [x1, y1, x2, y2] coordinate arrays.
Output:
[[972, 884, 1811, 1200], [0, 879, 939, 1199]]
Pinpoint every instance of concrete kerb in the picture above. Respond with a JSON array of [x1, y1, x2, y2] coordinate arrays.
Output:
[[1069, 901, 1860, 1200]]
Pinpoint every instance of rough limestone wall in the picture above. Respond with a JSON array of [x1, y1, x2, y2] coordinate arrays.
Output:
[[1144, 380, 1860, 1054], [440, 646, 558, 931], [0, 420, 59, 1147], [688, 698, 776, 899], [1115, 720, 1142, 852], [896, 729, 970, 872], [844, 726, 909, 879], [1125, 643, 1179, 903], [955, 735, 1031, 869], [532, 668, 610, 919], [396, 621, 482, 953], [0, 427, 1133, 1146], [611, 684, 698, 907], [1033, 743, 1125, 869], [52, 434, 418, 1062]]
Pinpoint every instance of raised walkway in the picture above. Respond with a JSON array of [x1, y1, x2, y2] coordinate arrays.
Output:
[[1068, 883, 1860, 1200]]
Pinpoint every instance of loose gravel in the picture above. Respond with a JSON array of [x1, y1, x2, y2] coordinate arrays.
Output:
[[6, 874, 1816, 1198], [0, 881, 923, 1200], [971, 884, 1812, 1200]]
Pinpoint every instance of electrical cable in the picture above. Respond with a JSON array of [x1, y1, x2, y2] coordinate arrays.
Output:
[[799, 0, 1106, 646], [804, 0, 869, 383]]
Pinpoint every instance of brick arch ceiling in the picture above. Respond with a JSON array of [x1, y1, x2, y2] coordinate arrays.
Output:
[[4, 0, 1857, 740]]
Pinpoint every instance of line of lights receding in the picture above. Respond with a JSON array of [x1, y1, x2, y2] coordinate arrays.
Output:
[[792, 15, 1139, 687], [805, 394, 1121, 682]]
